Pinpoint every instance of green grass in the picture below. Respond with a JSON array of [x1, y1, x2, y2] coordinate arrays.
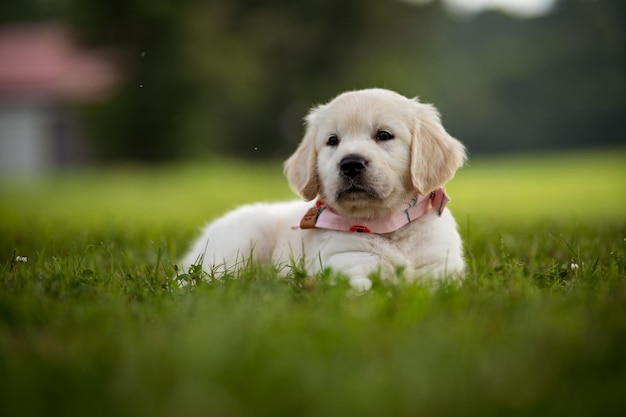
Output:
[[1, 149, 625, 417]]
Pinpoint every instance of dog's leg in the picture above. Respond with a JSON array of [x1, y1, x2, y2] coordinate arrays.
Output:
[[322, 251, 393, 291]]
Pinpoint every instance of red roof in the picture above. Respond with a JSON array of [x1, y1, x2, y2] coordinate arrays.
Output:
[[0, 23, 120, 101]]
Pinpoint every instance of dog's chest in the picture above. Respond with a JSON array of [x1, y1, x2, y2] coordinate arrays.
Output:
[[337, 224, 422, 265]]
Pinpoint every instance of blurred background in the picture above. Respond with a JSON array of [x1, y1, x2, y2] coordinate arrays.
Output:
[[0, 0, 623, 177]]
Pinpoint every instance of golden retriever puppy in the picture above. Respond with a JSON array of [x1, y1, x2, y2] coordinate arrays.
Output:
[[179, 88, 466, 290]]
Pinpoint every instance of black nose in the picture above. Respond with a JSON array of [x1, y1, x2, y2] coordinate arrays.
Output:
[[340, 154, 367, 178]]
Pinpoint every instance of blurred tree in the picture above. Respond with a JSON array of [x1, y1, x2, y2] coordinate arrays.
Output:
[[60, 0, 198, 162], [30, 0, 424, 161], [0, 0, 57, 22], [414, 0, 626, 153], [180, 0, 421, 158], [1, 0, 623, 161]]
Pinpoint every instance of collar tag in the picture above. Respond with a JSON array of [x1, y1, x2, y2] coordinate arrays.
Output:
[[299, 206, 324, 229]]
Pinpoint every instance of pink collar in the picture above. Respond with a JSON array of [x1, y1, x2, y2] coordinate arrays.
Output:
[[296, 188, 450, 234]]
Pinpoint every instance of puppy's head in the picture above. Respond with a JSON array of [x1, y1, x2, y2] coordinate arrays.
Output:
[[284, 88, 466, 218]]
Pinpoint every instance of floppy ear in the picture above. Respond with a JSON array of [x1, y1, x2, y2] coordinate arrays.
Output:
[[283, 108, 321, 201], [410, 102, 466, 194]]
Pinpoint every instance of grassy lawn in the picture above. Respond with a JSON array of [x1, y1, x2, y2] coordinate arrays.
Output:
[[0, 149, 625, 417]]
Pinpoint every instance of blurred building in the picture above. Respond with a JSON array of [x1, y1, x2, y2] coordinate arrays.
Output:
[[0, 23, 119, 178]]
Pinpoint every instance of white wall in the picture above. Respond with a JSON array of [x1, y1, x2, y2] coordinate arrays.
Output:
[[0, 99, 53, 178]]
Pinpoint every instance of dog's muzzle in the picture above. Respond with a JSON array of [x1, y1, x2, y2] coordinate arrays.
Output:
[[336, 154, 381, 201]]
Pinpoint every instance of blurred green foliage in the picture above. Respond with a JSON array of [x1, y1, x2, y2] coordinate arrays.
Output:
[[1, 0, 624, 161]]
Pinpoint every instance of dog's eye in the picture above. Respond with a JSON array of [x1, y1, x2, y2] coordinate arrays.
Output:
[[327, 135, 339, 146], [376, 130, 394, 141]]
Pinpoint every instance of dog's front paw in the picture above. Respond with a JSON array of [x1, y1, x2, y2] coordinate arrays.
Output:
[[349, 276, 373, 292]]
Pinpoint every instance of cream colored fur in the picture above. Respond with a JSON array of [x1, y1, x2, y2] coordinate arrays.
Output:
[[180, 88, 467, 290]]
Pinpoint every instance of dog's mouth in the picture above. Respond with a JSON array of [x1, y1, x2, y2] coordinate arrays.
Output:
[[336, 182, 382, 201]]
